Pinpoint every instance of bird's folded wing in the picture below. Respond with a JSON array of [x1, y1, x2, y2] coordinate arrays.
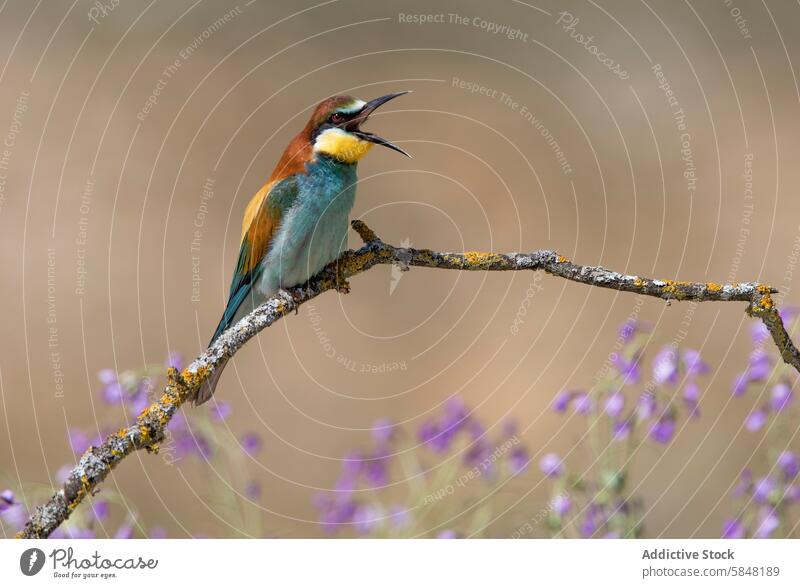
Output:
[[210, 175, 298, 344]]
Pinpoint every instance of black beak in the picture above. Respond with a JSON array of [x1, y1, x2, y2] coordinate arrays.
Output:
[[348, 91, 411, 158]]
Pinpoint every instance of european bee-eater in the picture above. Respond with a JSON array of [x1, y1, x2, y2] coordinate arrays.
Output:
[[198, 91, 411, 404]]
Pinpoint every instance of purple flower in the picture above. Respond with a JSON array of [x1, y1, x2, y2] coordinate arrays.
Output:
[[97, 369, 117, 385], [91, 499, 109, 521], [244, 480, 261, 500], [314, 492, 358, 532], [733, 469, 753, 497], [418, 421, 446, 453], [750, 322, 769, 344], [745, 409, 768, 432], [509, 446, 529, 474], [339, 451, 363, 485], [115, 519, 135, 539], [753, 476, 777, 504], [210, 401, 232, 422], [732, 372, 749, 396], [0, 502, 26, 528], [573, 392, 594, 415], [552, 390, 573, 413], [681, 349, 709, 376], [552, 494, 571, 516], [604, 391, 625, 419], [56, 527, 96, 539], [436, 530, 458, 539], [754, 507, 780, 538], [637, 393, 657, 420], [777, 451, 799, 479], [68, 428, 91, 455], [682, 382, 700, 419], [0, 489, 14, 512], [614, 355, 641, 385], [649, 416, 675, 444], [580, 504, 602, 538], [149, 526, 167, 539], [748, 351, 772, 381], [443, 396, 469, 430], [363, 456, 390, 487], [652, 346, 679, 385], [56, 465, 72, 484], [465, 419, 486, 442], [722, 518, 745, 539], [539, 453, 563, 478], [780, 307, 800, 323], [352, 503, 383, 534], [783, 484, 800, 504], [464, 437, 491, 470], [618, 319, 651, 343], [613, 420, 632, 440], [173, 429, 212, 461], [129, 390, 150, 414], [102, 382, 124, 404], [770, 382, 793, 412], [371, 418, 395, 445], [241, 432, 262, 456]]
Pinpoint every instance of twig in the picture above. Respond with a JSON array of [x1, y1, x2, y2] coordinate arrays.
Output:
[[16, 220, 798, 538]]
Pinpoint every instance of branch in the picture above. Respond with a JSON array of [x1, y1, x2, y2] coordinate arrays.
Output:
[[16, 220, 799, 538]]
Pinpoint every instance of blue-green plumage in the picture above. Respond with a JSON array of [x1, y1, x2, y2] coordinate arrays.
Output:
[[209, 175, 299, 345], [209, 159, 356, 346], [199, 91, 409, 404]]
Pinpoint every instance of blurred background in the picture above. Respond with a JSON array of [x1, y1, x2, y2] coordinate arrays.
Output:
[[1, 0, 799, 538]]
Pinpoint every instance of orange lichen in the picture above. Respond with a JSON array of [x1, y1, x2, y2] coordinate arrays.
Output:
[[706, 282, 722, 292], [754, 285, 775, 310], [660, 280, 694, 298], [138, 425, 151, 444], [68, 475, 93, 511], [175, 366, 211, 401], [463, 251, 504, 269]]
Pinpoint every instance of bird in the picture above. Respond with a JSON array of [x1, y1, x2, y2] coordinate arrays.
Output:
[[197, 91, 411, 404]]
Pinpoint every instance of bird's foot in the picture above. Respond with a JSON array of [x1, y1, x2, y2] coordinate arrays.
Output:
[[279, 288, 302, 314]]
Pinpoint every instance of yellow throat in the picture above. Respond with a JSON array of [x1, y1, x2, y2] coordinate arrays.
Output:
[[313, 127, 373, 163]]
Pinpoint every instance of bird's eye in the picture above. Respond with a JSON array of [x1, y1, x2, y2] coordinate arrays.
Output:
[[330, 112, 346, 124]]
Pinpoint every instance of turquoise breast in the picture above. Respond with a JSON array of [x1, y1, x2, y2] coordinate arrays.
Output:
[[257, 156, 358, 295]]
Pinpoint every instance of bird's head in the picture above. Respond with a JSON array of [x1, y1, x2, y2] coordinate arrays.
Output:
[[308, 91, 410, 164]]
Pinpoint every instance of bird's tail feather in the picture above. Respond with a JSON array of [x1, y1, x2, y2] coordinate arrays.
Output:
[[195, 356, 228, 405], [199, 281, 260, 404], [198, 292, 254, 404]]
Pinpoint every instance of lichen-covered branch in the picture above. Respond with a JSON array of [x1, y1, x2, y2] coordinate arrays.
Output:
[[16, 220, 799, 538]]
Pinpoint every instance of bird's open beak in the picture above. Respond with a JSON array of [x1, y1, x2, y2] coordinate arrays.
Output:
[[347, 91, 411, 158]]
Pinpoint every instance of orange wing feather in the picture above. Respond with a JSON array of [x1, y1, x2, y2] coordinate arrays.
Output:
[[241, 180, 279, 274]]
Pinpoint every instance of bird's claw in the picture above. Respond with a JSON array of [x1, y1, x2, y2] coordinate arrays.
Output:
[[278, 288, 302, 314], [291, 290, 304, 314]]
